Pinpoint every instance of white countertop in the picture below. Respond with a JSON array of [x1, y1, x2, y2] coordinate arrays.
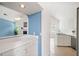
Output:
[[58, 33, 76, 38], [0, 34, 25, 40]]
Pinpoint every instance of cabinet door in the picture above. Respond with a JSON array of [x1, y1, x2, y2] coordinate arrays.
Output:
[[25, 39, 36, 56], [2, 39, 36, 56], [57, 34, 71, 46], [2, 44, 27, 56], [71, 36, 76, 50]]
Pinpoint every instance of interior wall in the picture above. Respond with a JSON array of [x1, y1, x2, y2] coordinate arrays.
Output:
[[50, 16, 59, 38], [39, 2, 78, 36], [41, 9, 51, 56]]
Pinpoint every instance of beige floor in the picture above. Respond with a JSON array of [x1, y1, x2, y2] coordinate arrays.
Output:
[[51, 47, 77, 56]]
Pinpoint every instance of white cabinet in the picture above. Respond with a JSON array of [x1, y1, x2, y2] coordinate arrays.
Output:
[[57, 33, 71, 46], [0, 35, 36, 56]]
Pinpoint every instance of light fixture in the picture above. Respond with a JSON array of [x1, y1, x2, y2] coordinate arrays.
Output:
[[20, 4, 25, 8], [15, 17, 21, 20]]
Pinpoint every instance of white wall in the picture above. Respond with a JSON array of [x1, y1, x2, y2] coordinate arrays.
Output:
[[41, 9, 52, 56], [39, 3, 59, 56], [0, 5, 28, 34], [50, 16, 59, 38], [39, 2, 78, 36]]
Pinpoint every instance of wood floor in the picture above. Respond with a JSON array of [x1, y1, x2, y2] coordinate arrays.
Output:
[[50, 47, 77, 56]]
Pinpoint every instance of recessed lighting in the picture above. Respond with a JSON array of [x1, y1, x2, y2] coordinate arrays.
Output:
[[15, 17, 21, 20], [20, 4, 25, 8]]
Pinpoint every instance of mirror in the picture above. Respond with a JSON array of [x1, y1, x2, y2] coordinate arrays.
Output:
[[0, 5, 28, 38], [0, 18, 15, 37]]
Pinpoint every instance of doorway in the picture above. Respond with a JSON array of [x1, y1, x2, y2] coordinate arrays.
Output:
[[50, 13, 77, 56]]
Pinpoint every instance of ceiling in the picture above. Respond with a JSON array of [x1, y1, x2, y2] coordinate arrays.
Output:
[[39, 2, 79, 20], [0, 2, 42, 15]]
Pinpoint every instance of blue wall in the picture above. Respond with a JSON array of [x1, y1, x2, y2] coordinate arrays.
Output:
[[0, 18, 15, 37], [28, 12, 41, 56]]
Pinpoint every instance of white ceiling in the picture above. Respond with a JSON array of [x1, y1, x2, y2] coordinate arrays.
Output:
[[0, 2, 42, 15], [39, 2, 79, 20]]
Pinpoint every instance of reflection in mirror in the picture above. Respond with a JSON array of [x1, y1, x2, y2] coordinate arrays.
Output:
[[0, 18, 15, 37], [0, 4, 28, 38]]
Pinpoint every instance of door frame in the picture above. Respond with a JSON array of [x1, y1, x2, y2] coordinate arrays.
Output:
[[77, 7, 79, 56]]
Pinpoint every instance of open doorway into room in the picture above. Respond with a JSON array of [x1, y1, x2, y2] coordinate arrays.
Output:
[[49, 16, 77, 56], [49, 2, 77, 56]]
